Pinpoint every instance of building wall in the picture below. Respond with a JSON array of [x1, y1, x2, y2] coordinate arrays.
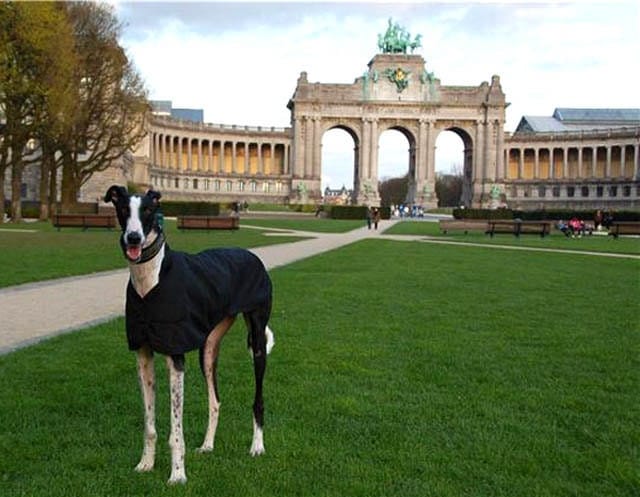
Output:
[[503, 127, 640, 209]]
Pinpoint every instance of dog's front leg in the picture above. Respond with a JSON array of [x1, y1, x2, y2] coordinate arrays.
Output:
[[167, 354, 187, 485], [135, 345, 156, 472]]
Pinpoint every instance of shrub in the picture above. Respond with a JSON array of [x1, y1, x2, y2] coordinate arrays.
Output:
[[160, 201, 220, 216], [330, 205, 369, 220]]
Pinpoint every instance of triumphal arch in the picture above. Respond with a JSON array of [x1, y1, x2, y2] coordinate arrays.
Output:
[[288, 21, 507, 207]]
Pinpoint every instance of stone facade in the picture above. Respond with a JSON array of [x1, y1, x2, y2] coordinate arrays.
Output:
[[287, 54, 507, 208], [6, 51, 640, 211]]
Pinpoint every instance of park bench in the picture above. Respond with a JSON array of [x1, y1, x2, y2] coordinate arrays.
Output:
[[607, 221, 640, 238], [485, 220, 551, 238], [52, 213, 116, 231], [176, 215, 239, 231], [439, 219, 488, 234]]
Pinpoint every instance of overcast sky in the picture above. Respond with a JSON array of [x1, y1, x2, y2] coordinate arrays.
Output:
[[113, 0, 640, 189]]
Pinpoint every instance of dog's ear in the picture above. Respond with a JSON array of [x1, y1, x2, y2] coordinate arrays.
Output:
[[104, 185, 128, 204], [146, 189, 162, 206]]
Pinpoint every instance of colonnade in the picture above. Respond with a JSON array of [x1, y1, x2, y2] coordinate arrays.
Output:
[[150, 132, 290, 176], [504, 142, 639, 180]]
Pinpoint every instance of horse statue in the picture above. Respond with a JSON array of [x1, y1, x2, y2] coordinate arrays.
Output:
[[378, 18, 422, 55]]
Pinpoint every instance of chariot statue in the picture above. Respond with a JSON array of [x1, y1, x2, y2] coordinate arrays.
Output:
[[377, 18, 422, 54]]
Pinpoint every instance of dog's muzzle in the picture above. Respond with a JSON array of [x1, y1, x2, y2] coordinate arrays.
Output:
[[122, 232, 144, 262]]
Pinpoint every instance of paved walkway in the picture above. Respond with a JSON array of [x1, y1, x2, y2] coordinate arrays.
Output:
[[0, 220, 398, 354]]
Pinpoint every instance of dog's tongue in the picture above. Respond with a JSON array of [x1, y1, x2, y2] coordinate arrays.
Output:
[[127, 246, 142, 261]]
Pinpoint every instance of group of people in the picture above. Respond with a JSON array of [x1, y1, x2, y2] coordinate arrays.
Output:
[[557, 209, 614, 238], [391, 204, 425, 218], [366, 207, 381, 230]]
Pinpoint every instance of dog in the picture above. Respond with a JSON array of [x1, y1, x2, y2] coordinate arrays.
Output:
[[104, 185, 274, 485]]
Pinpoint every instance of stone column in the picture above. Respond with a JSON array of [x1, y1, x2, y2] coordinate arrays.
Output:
[[219, 141, 225, 174], [151, 133, 157, 167], [562, 147, 568, 179], [495, 119, 504, 181], [474, 120, 483, 181], [198, 139, 203, 172], [258, 142, 263, 174], [284, 144, 290, 175], [592, 146, 597, 178], [208, 140, 213, 173], [605, 146, 612, 177], [313, 117, 322, 179], [577, 147, 583, 179], [620, 145, 625, 178], [425, 120, 436, 182], [534, 148, 540, 179], [187, 138, 192, 171], [549, 147, 554, 179], [370, 118, 379, 181], [634, 144, 639, 179], [518, 148, 524, 179], [244, 140, 251, 175], [416, 119, 428, 182], [177, 137, 183, 171], [232, 141, 237, 174], [361, 118, 371, 179], [302, 117, 311, 178], [270, 143, 276, 176]]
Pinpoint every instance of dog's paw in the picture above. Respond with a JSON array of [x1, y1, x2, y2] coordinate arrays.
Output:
[[134, 458, 154, 473], [196, 444, 214, 454], [249, 440, 265, 457], [167, 471, 187, 485]]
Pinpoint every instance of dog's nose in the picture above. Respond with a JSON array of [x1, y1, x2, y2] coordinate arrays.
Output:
[[126, 232, 142, 245]]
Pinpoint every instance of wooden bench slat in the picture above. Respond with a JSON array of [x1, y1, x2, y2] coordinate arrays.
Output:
[[177, 215, 239, 230], [52, 214, 116, 231], [486, 220, 551, 238], [608, 221, 640, 238]]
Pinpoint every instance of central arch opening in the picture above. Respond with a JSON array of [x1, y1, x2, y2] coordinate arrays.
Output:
[[321, 126, 357, 204], [378, 128, 413, 207], [435, 128, 471, 207]]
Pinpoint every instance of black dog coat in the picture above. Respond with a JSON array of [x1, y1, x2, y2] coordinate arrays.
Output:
[[125, 247, 272, 355]]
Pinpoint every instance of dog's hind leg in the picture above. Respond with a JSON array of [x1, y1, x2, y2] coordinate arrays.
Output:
[[135, 345, 157, 473], [197, 316, 235, 453], [244, 307, 272, 456], [167, 354, 187, 485]]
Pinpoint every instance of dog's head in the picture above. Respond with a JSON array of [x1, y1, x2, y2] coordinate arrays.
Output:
[[104, 185, 162, 263]]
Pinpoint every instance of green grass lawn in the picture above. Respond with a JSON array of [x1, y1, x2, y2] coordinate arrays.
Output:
[[0, 219, 306, 288], [240, 217, 366, 233], [385, 220, 640, 255], [0, 240, 637, 496]]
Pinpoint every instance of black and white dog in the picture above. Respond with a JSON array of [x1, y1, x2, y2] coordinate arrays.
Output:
[[104, 185, 274, 484]]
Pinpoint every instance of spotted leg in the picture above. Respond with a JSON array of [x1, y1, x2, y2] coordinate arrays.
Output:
[[197, 316, 235, 453], [134, 345, 156, 473], [167, 354, 187, 485]]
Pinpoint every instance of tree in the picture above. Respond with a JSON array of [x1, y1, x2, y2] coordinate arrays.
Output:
[[435, 170, 463, 207], [379, 174, 409, 206], [57, 2, 149, 212], [0, 2, 73, 222]]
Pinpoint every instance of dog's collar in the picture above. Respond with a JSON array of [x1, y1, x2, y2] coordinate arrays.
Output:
[[139, 229, 166, 264], [122, 229, 166, 264]]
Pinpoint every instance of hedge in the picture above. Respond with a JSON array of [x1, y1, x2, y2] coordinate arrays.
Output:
[[328, 205, 391, 220], [160, 201, 220, 217]]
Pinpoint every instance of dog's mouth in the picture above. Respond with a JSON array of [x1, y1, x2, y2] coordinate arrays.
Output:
[[125, 244, 143, 262]]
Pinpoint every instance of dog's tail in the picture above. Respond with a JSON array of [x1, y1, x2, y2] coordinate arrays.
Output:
[[265, 325, 275, 355], [247, 324, 275, 356]]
